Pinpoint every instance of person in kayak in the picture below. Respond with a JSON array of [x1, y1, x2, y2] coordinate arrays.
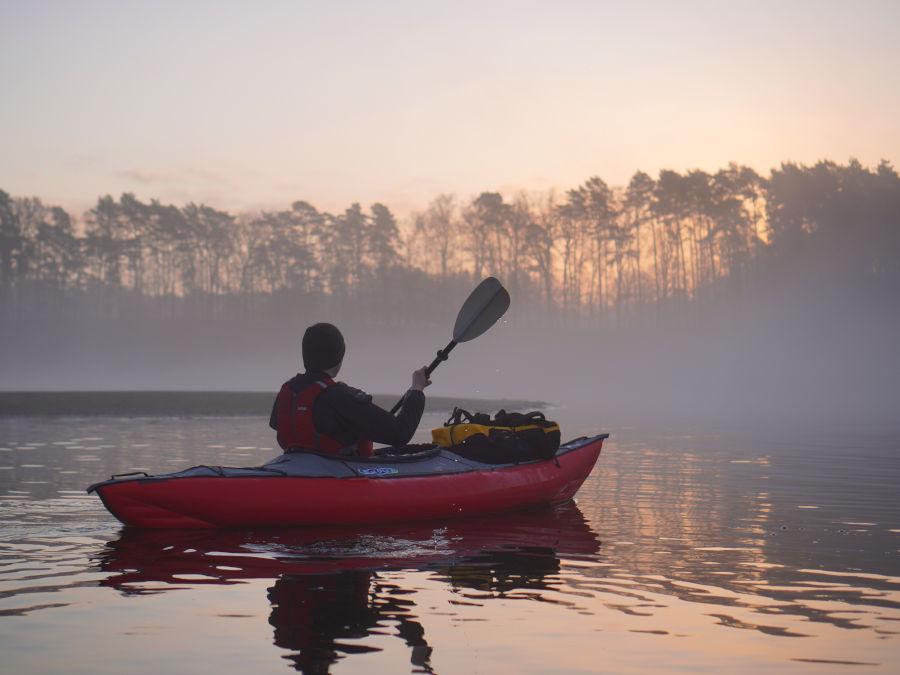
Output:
[[269, 322, 431, 457]]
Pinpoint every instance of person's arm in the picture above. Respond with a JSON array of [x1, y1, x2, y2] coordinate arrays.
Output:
[[370, 388, 426, 446], [376, 366, 431, 444], [321, 367, 431, 446]]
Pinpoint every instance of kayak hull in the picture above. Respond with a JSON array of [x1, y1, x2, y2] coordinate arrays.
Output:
[[89, 434, 607, 529]]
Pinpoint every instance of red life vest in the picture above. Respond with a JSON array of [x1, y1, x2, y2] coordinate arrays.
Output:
[[275, 378, 374, 457]]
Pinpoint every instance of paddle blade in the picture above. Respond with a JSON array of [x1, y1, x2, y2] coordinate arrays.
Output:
[[452, 277, 510, 342]]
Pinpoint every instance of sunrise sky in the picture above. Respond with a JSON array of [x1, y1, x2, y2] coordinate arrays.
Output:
[[2, 0, 898, 218]]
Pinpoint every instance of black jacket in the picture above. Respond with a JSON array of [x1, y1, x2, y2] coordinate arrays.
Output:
[[269, 372, 426, 448]]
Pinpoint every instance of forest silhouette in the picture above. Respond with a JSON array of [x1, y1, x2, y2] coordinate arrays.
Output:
[[1, 159, 897, 425]]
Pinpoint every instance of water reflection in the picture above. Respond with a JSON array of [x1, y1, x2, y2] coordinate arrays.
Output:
[[573, 437, 900, 644], [4, 417, 899, 672], [95, 504, 599, 672], [269, 572, 432, 673]]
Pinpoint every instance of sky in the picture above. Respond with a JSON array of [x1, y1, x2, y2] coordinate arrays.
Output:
[[2, 0, 899, 219]]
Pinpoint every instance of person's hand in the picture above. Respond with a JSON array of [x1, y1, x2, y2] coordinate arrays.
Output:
[[411, 366, 432, 391]]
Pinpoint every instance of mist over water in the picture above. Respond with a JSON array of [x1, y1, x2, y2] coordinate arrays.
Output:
[[2, 275, 896, 433]]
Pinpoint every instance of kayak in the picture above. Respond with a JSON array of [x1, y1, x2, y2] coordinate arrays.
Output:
[[87, 434, 607, 529]]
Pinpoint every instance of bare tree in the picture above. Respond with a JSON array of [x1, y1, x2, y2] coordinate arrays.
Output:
[[413, 193, 459, 280]]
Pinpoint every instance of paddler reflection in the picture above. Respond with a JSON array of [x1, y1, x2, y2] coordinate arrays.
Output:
[[266, 541, 573, 672], [95, 504, 600, 673], [269, 571, 432, 673]]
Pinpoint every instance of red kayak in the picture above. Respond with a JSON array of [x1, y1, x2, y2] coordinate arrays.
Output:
[[88, 434, 607, 528]]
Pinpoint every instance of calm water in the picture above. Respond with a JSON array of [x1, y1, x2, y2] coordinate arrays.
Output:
[[1, 409, 898, 674]]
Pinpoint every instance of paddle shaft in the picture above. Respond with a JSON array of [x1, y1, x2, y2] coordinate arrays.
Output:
[[425, 339, 457, 377], [389, 340, 457, 414]]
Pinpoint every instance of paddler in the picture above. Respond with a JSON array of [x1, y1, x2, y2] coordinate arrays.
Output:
[[269, 322, 431, 456]]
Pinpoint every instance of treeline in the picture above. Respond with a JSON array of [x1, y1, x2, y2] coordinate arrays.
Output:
[[1, 159, 898, 328]]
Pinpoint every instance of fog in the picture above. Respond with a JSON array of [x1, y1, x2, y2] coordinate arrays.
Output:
[[2, 273, 896, 431]]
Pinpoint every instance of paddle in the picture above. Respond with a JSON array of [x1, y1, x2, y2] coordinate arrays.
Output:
[[390, 277, 510, 414]]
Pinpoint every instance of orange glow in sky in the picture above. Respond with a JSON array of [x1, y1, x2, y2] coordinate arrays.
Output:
[[2, 1, 898, 217]]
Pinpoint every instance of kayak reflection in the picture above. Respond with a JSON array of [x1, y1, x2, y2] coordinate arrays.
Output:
[[96, 503, 600, 673], [96, 502, 599, 585]]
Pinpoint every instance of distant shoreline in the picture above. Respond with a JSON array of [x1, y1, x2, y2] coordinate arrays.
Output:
[[0, 391, 549, 418]]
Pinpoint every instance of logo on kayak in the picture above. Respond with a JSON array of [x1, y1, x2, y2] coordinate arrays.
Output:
[[358, 467, 399, 476]]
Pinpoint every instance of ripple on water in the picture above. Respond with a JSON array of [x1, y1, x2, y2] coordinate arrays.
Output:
[[0, 416, 897, 673]]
